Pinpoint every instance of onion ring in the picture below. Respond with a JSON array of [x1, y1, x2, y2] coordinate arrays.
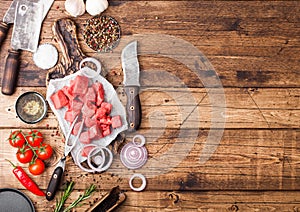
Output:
[[132, 134, 146, 147], [75, 144, 97, 173], [87, 146, 113, 172], [129, 174, 147, 192], [80, 57, 101, 78]]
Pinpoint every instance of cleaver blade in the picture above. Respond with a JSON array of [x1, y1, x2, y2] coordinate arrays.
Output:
[[11, 0, 44, 52]]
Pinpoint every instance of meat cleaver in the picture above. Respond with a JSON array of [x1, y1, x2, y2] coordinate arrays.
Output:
[[1, 0, 54, 95], [121, 41, 142, 132]]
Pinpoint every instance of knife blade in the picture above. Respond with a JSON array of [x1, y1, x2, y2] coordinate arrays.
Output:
[[121, 41, 142, 132], [0, 0, 18, 48]]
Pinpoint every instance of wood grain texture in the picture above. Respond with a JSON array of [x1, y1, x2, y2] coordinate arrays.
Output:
[[0, 0, 299, 211]]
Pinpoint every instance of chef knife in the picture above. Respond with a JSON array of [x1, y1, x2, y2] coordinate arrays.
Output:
[[121, 41, 142, 132], [0, 0, 18, 48], [1, 0, 54, 95]]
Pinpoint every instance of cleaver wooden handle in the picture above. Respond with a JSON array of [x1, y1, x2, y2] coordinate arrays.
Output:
[[125, 86, 142, 132], [1, 49, 20, 95], [0, 22, 9, 48]]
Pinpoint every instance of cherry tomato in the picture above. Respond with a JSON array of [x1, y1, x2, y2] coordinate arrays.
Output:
[[36, 143, 53, 160], [8, 130, 26, 148], [26, 130, 44, 147], [29, 159, 45, 175], [16, 146, 34, 164]]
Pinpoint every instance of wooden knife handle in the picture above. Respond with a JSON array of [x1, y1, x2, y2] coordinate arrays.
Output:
[[125, 86, 141, 132], [1, 49, 20, 95], [46, 166, 64, 201], [0, 22, 9, 48]]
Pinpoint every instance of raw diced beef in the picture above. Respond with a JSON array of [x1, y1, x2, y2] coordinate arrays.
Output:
[[93, 82, 104, 106], [96, 107, 106, 119], [61, 86, 74, 101], [73, 75, 89, 95], [64, 109, 80, 123], [84, 115, 97, 128], [111, 115, 122, 128], [51, 90, 69, 109], [71, 100, 83, 113], [88, 125, 102, 140], [100, 102, 112, 114], [102, 128, 111, 137], [98, 116, 112, 125], [79, 131, 90, 144], [82, 102, 97, 118], [84, 87, 96, 103], [81, 146, 96, 157], [72, 121, 82, 135]]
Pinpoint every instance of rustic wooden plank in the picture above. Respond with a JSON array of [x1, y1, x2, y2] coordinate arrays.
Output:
[[0, 1, 299, 87], [13, 189, 300, 211], [1, 129, 299, 191], [0, 87, 299, 129]]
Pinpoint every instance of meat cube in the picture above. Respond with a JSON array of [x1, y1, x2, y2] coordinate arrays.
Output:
[[111, 115, 122, 128], [102, 128, 111, 137], [96, 107, 106, 119], [101, 102, 112, 114], [64, 109, 80, 123], [98, 116, 112, 125], [61, 86, 74, 101], [81, 146, 96, 157], [73, 75, 89, 95], [82, 102, 97, 118], [79, 131, 90, 144], [50, 90, 69, 109], [71, 100, 83, 113], [84, 87, 96, 103], [88, 125, 102, 140], [72, 121, 82, 135], [93, 82, 104, 106], [84, 115, 97, 128]]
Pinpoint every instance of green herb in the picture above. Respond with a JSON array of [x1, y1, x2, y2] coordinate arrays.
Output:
[[63, 184, 96, 212], [54, 181, 74, 212]]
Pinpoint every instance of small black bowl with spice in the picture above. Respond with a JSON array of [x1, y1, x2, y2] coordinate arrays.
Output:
[[15, 91, 47, 124]]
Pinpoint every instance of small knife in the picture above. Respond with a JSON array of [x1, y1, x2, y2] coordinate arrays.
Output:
[[121, 41, 142, 132]]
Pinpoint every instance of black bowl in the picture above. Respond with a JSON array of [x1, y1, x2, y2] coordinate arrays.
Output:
[[15, 91, 47, 124]]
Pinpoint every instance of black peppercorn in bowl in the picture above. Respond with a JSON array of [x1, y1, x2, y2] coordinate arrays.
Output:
[[15, 91, 47, 124]]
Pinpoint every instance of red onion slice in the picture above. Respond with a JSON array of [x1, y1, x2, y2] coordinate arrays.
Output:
[[75, 144, 97, 173], [87, 146, 113, 172], [120, 142, 148, 170]]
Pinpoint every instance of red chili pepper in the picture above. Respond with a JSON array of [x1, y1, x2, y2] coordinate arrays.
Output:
[[6, 159, 45, 196]]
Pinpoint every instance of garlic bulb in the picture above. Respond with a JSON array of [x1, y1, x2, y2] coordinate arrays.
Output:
[[86, 0, 109, 16], [65, 0, 85, 17]]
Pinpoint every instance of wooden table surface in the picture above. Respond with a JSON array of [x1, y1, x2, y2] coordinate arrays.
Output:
[[1, 0, 300, 211]]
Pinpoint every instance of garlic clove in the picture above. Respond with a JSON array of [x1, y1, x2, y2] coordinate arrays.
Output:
[[86, 0, 109, 16], [65, 0, 86, 17]]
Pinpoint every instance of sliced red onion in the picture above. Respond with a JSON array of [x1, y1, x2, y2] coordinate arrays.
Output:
[[87, 146, 113, 172], [120, 141, 148, 170], [132, 134, 146, 147], [75, 144, 97, 173], [129, 173, 147, 192]]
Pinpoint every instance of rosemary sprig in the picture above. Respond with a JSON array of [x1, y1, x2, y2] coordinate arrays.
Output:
[[54, 181, 74, 212], [62, 184, 96, 212]]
